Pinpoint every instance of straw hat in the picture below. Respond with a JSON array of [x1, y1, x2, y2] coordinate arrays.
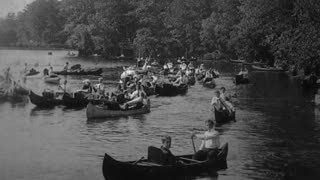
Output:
[[83, 79, 91, 84]]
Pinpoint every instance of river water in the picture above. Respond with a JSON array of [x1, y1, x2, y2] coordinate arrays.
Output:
[[0, 49, 319, 180]]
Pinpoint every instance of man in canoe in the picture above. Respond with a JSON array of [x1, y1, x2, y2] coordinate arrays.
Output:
[[191, 119, 220, 161], [159, 136, 185, 165], [95, 77, 105, 96], [121, 83, 146, 110], [63, 62, 69, 71], [219, 87, 235, 113]]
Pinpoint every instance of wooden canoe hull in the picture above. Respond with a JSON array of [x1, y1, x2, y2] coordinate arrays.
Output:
[[29, 91, 91, 108], [251, 65, 287, 72], [86, 100, 151, 119], [29, 91, 63, 107], [53, 68, 103, 76], [215, 108, 235, 124], [155, 83, 188, 96], [203, 79, 216, 88], [44, 76, 61, 84], [102, 143, 228, 180]]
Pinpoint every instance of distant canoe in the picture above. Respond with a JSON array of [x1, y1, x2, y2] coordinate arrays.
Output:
[[53, 68, 103, 76], [203, 79, 216, 88], [155, 83, 188, 96], [86, 100, 151, 119], [215, 108, 235, 124], [25, 70, 40, 76], [102, 143, 228, 180], [29, 91, 63, 107], [235, 74, 249, 85], [251, 65, 287, 72], [230, 59, 245, 64], [29, 91, 92, 108], [44, 75, 60, 84]]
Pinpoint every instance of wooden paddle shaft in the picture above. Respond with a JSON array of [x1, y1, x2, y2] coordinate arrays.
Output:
[[191, 136, 196, 153]]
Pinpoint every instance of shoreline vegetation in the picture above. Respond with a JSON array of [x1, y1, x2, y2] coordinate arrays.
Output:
[[0, 0, 319, 76]]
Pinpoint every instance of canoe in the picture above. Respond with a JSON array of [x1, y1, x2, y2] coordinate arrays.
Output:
[[230, 59, 245, 64], [86, 99, 151, 119], [203, 79, 216, 88], [62, 93, 89, 108], [215, 108, 235, 124], [102, 143, 228, 180], [30, 91, 91, 108], [53, 68, 103, 76], [251, 65, 287, 72], [25, 70, 40, 76], [44, 75, 61, 84], [235, 74, 249, 85], [29, 91, 63, 107], [155, 83, 188, 96]]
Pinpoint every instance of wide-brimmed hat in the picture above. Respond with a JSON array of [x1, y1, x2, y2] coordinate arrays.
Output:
[[83, 79, 91, 84]]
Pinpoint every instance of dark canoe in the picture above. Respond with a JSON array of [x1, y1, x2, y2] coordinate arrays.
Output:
[[62, 93, 89, 108], [25, 71, 40, 76], [251, 65, 287, 72], [53, 68, 103, 76], [29, 91, 63, 107], [203, 79, 216, 88], [215, 108, 235, 124], [102, 143, 228, 180], [235, 74, 249, 85], [86, 99, 151, 119], [188, 76, 196, 86], [155, 83, 188, 96], [30, 91, 91, 108]]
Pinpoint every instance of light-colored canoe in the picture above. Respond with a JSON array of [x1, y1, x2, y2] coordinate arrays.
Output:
[[44, 75, 61, 84], [86, 99, 151, 119], [252, 65, 287, 72]]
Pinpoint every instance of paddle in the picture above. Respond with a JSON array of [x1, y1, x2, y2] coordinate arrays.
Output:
[[191, 136, 196, 154], [132, 156, 144, 165]]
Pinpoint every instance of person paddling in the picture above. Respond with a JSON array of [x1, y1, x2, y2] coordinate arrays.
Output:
[[191, 119, 220, 161]]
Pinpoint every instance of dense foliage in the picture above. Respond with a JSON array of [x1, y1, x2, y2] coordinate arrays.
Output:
[[0, 0, 319, 73]]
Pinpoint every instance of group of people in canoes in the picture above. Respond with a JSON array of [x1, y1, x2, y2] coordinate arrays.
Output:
[[195, 63, 220, 82]]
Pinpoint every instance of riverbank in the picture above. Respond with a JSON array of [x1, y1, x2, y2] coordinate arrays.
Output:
[[0, 46, 74, 51]]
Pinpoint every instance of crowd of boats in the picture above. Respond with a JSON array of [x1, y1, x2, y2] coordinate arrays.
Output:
[[1, 55, 320, 179]]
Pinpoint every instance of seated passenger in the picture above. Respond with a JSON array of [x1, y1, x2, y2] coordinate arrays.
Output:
[[159, 136, 180, 165], [63, 62, 69, 71], [203, 70, 213, 83], [95, 77, 105, 95], [191, 120, 220, 161]]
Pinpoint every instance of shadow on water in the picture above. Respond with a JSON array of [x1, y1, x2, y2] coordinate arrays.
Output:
[[29, 106, 56, 116]]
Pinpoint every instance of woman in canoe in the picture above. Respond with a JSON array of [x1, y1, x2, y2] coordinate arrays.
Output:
[[191, 119, 220, 161]]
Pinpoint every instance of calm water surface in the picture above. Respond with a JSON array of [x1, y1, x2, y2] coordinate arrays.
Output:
[[0, 49, 319, 180]]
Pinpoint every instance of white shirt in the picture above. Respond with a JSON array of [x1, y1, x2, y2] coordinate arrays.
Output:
[[210, 96, 221, 110], [196, 129, 220, 150]]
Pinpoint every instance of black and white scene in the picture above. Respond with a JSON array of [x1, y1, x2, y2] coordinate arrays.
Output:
[[0, 0, 320, 180]]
